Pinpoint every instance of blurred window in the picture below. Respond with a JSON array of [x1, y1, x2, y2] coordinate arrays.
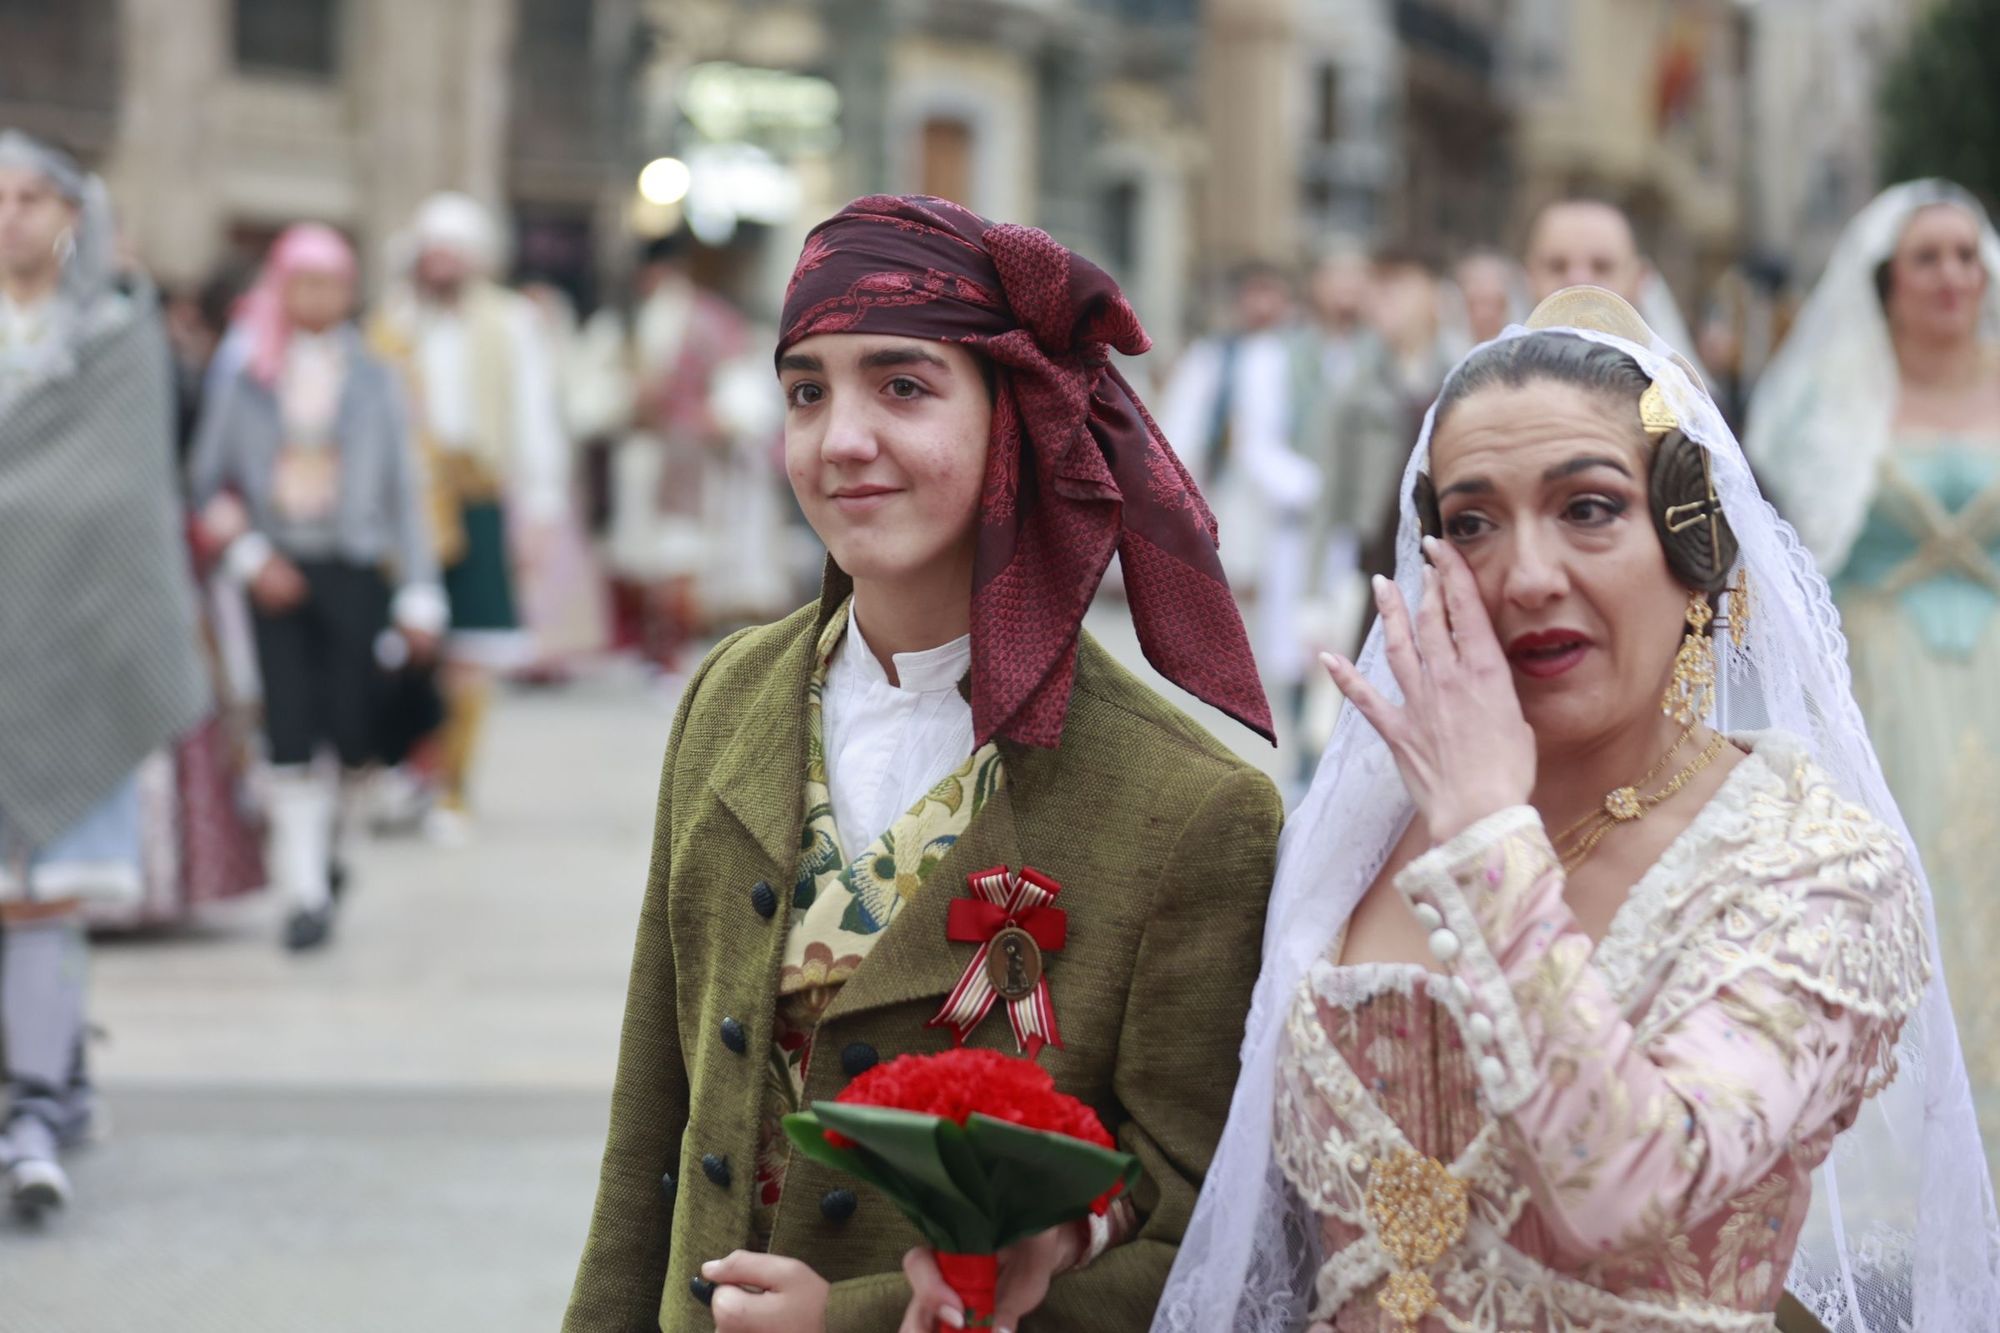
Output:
[[234, 0, 340, 78], [919, 117, 974, 207], [1316, 63, 1341, 145]]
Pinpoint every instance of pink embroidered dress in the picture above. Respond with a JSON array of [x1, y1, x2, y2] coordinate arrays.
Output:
[[1274, 731, 1929, 1331]]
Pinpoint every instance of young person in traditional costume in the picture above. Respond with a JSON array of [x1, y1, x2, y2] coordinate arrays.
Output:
[[367, 192, 569, 841], [1156, 289, 1996, 1332], [189, 224, 445, 951], [0, 131, 207, 1217], [564, 195, 1282, 1333]]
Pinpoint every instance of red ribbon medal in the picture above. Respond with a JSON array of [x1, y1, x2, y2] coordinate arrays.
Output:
[[927, 866, 1068, 1058]]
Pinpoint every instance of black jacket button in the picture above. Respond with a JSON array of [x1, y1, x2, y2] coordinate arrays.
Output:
[[840, 1042, 879, 1078], [720, 1017, 747, 1054], [689, 1276, 716, 1305], [659, 1170, 676, 1204], [750, 880, 777, 918], [821, 1187, 858, 1223], [701, 1153, 731, 1189]]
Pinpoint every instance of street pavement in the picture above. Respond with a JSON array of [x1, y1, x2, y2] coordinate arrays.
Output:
[[2, 669, 675, 1333], [0, 601, 1286, 1333]]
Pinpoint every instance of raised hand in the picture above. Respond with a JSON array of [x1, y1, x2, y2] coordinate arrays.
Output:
[[1319, 536, 1536, 844]]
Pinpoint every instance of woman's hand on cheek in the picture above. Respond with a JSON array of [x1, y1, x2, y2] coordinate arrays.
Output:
[[1319, 535, 1536, 844], [704, 1251, 830, 1333]]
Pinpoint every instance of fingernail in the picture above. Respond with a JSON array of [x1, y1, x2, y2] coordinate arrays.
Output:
[[1318, 651, 1341, 672], [1421, 534, 1438, 554], [1371, 574, 1389, 596], [939, 1311, 965, 1329], [701, 1260, 719, 1278]]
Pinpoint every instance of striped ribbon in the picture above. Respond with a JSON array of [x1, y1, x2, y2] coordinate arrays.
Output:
[[927, 865, 1068, 1059]]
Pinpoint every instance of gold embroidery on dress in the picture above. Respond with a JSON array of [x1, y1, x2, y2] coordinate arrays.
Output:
[[1367, 1149, 1470, 1330]]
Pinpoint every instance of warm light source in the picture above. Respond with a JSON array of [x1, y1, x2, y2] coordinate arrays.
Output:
[[637, 157, 692, 206]]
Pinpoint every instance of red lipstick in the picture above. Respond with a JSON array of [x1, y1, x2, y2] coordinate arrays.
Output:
[[1506, 628, 1592, 679]]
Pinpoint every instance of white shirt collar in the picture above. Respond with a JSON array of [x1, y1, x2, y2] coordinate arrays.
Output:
[[843, 606, 971, 694]]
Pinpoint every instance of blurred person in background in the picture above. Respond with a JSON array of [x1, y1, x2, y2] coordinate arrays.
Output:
[[1449, 247, 1527, 350], [368, 192, 568, 842], [570, 234, 778, 676], [189, 224, 445, 951], [1293, 244, 1375, 408], [0, 131, 206, 1219], [1747, 179, 2000, 1182], [1331, 252, 1453, 588], [1524, 196, 1709, 385], [1290, 250, 1453, 761], [1159, 260, 1320, 702], [509, 274, 610, 685]]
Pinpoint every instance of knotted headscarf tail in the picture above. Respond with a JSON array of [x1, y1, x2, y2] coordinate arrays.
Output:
[[779, 194, 1274, 749]]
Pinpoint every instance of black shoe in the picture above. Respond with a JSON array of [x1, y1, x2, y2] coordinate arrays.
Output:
[[328, 859, 349, 903], [284, 906, 334, 952]]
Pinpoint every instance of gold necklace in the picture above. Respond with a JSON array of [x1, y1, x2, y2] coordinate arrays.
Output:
[[1554, 726, 1727, 871]]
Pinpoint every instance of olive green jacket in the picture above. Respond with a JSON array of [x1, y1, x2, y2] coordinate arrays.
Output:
[[563, 582, 1281, 1332]]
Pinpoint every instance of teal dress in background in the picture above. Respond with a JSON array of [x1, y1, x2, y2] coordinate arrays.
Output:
[[1834, 432, 2000, 1179]]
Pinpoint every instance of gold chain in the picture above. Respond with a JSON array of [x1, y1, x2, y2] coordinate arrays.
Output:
[[1554, 728, 1727, 872], [1550, 722, 1695, 847]]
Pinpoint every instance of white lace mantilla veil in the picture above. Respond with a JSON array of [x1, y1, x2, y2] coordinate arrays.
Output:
[[1744, 180, 2000, 574], [1151, 289, 2000, 1332]]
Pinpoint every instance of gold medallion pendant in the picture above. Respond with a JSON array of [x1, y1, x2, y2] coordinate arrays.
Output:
[[1367, 1149, 1469, 1330]]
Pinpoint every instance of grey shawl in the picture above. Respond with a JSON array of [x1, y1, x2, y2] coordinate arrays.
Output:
[[0, 279, 207, 845]]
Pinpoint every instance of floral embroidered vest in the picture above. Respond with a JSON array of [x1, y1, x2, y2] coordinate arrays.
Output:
[[751, 601, 1006, 1241]]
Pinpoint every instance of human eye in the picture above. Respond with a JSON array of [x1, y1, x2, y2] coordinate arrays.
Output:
[[1442, 510, 1491, 543], [784, 381, 824, 409], [885, 375, 929, 400], [1563, 493, 1627, 526]]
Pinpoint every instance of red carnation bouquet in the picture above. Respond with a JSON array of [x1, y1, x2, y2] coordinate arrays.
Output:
[[784, 1048, 1139, 1331]]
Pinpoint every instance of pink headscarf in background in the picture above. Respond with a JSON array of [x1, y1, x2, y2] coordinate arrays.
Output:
[[238, 223, 357, 386]]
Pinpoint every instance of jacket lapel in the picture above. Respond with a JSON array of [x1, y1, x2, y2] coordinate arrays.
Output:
[[703, 568, 851, 874], [704, 626, 815, 876]]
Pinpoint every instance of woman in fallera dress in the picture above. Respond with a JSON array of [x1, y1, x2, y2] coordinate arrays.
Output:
[[1745, 180, 2000, 1185], [1154, 288, 1998, 1332]]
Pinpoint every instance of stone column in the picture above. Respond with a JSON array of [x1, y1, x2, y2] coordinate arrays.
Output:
[[108, 0, 229, 284], [355, 0, 516, 277], [1200, 0, 1299, 268]]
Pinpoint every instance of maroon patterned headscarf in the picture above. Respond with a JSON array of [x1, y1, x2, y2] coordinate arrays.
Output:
[[780, 194, 1273, 749]]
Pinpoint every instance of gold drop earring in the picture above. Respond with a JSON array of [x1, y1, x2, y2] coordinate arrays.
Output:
[[1663, 591, 1716, 725], [1727, 568, 1753, 649]]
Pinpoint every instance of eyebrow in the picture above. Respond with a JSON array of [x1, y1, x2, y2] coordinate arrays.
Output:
[[1437, 454, 1634, 502], [777, 352, 821, 374], [858, 346, 951, 373], [1543, 455, 1633, 482]]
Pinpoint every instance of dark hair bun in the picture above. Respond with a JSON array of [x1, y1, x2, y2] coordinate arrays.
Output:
[[1413, 471, 1442, 541], [1648, 429, 1737, 593]]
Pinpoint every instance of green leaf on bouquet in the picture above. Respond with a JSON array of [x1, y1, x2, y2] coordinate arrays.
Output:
[[962, 1114, 1141, 1249], [783, 1106, 995, 1251]]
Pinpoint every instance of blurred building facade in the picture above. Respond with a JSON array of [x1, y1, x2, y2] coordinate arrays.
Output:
[[637, 0, 1208, 350], [0, 0, 633, 296], [0, 0, 1954, 347], [1506, 0, 1748, 301]]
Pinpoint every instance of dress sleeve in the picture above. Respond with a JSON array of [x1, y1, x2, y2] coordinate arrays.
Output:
[[1391, 801, 1927, 1259]]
